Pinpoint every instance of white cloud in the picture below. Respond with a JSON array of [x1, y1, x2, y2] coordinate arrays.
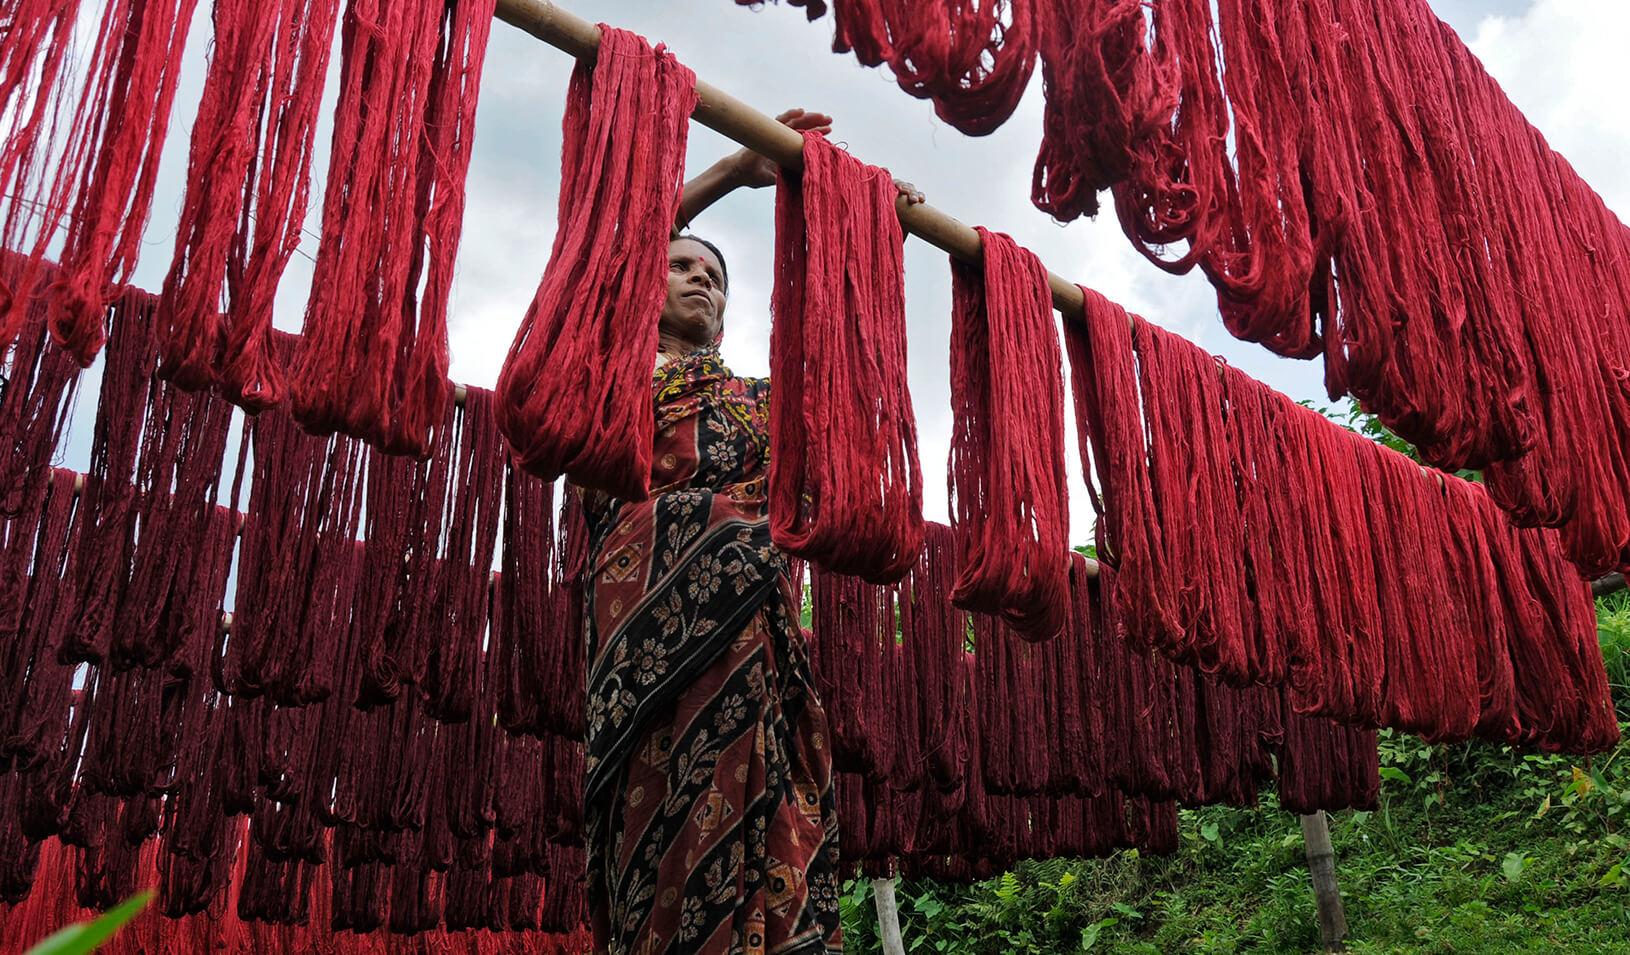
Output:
[[1465, 0, 1630, 221]]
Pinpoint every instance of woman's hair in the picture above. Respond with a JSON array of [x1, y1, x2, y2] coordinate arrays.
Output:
[[676, 233, 729, 294]]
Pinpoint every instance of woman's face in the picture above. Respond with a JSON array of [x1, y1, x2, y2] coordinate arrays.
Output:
[[660, 238, 727, 350]]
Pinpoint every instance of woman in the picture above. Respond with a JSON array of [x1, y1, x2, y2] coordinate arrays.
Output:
[[581, 110, 921, 954]]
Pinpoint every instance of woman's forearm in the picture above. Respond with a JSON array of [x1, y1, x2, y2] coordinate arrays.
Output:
[[675, 152, 751, 233]]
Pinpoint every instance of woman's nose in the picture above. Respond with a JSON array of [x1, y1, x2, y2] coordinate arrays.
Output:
[[687, 268, 713, 289]]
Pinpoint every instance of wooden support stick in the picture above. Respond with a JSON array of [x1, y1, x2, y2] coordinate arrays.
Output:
[[872, 877, 907, 955], [1300, 811, 1348, 952]]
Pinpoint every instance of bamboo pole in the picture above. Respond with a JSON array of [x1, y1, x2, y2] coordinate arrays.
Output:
[[489, 0, 1088, 321], [1300, 811, 1348, 952], [872, 877, 908, 955]]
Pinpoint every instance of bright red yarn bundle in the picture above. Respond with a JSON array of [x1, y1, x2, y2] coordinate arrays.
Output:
[[770, 131, 925, 583], [1031, 0, 1175, 221], [736, 0, 1035, 135], [947, 227, 1070, 638], [1065, 283, 1619, 755], [0, 0, 199, 366], [838, 0, 1038, 135], [290, 0, 495, 456], [1043, 0, 1630, 575], [495, 26, 697, 500], [158, 0, 342, 409]]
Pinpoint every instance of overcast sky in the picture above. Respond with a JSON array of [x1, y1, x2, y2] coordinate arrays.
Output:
[[98, 0, 1630, 541]]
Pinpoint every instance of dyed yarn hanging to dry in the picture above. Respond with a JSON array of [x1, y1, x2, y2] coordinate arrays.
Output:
[[0, 0, 198, 365], [738, 0, 1035, 134], [495, 26, 696, 500], [420, 387, 507, 723], [157, 0, 341, 408], [492, 470, 589, 740], [0, 2, 79, 346], [289, 0, 495, 456], [1041, 0, 1630, 574], [894, 522, 970, 792], [947, 227, 1070, 638], [1030, 0, 1176, 221], [1131, 317, 1280, 683], [0, 255, 82, 505], [1062, 287, 1178, 652], [58, 289, 200, 665], [225, 348, 368, 704], [348, 417, 459, 710], [834, 0, 1037, 135], [88, 291, 239, 670], [1066, 279, 1617, 754], [770, 131, 924, 583], [1277, 695, 1380, 815], [0, 468, 80, 783], [809, 559, 899, 780]]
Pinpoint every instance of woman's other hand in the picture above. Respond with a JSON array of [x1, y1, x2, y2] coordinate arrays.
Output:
[[894, 179, 925, 206], [730, 108, 834, 188]]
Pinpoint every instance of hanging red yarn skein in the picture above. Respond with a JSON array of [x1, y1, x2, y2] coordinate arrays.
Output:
[[495, 26, 696, 500], [0, 0, 198, 365], [290, 0, 495, 456], [1030, 0, 1177, 221], [157, 0, 341, 408], [0, 3, 80, 348], [770, 131, 925, 583], [833, 0, 1039, 136], [947, 227, 1070, 639]]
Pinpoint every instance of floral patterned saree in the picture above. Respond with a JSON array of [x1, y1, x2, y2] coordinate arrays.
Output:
[[581, 349, 842, 955]]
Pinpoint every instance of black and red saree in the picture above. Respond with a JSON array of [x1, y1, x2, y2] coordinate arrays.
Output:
[[581, 348, 843, 955]]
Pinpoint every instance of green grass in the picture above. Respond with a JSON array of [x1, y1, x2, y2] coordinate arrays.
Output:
[[838, 595, 1630, 953]]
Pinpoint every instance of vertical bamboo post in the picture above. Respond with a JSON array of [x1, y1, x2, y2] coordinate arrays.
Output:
[[873, 877, 907, 955], [1300, 811, 1348, 951]]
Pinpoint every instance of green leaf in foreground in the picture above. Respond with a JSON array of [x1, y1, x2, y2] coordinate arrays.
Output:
[[1378, 766, 1413, 786], [25, 890, 153, 955]]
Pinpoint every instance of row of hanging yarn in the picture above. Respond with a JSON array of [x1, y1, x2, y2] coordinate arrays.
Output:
[[512, 26, 1616, 760], [0, 267, 595, 936], [0, 838, 591, 954], [1068, 287, 1617, 751], [737, 0, 1630, 580], [0, 0, 495, 455], [811, 527, 1380, 882], [0, 257, 1395, 930]]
